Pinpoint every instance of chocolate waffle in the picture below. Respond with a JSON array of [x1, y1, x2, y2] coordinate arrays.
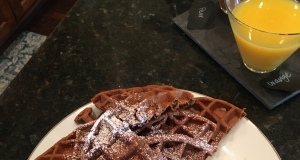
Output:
[[91, 85, 194, 112], [187, 97, 246, 141], [131, 97, 246, 159], [76, 85, 194, 125], [35, 120, 95, 159], [36, 110, 166, 160], [138, 110, 219, 159], [81, 110, 165, 160], [35, 86, 246, 160]]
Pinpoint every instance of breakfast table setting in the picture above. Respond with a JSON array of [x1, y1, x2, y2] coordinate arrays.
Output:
[[0, 0, 300, 159]]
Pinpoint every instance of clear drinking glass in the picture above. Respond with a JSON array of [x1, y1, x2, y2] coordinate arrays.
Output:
[[225, 0, 300, 74]]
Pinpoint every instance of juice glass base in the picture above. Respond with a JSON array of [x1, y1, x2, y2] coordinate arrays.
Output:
[[243, 63, 276, 74], [220, 7, 227, 14], [218, 0, 227, 13]]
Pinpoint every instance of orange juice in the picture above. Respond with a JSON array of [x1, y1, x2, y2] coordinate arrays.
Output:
[[228, 0, 300, 72]]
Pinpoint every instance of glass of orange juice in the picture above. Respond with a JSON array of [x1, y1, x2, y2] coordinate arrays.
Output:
[[225, 0, 300, 74]]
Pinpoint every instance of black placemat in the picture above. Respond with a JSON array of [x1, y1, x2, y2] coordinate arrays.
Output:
[[172, 8, 300, 110]]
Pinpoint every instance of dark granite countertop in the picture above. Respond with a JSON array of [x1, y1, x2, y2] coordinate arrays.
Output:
[[0, 0, 299, 159]]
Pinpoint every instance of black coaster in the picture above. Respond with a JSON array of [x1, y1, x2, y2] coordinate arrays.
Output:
[[172, 7, 300, 109]]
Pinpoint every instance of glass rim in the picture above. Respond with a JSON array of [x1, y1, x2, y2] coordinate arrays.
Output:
[[225, 0, 300, 36]]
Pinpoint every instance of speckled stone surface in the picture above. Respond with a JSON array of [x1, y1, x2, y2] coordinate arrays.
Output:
[[0, 31, 46, 94], [0, 0, 299, 159]]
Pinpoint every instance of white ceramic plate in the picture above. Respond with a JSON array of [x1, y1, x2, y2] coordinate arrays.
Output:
[[28, 92, 281, 160]]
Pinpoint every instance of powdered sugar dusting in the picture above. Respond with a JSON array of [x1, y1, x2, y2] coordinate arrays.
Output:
[[79, 107, 218, 159]]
